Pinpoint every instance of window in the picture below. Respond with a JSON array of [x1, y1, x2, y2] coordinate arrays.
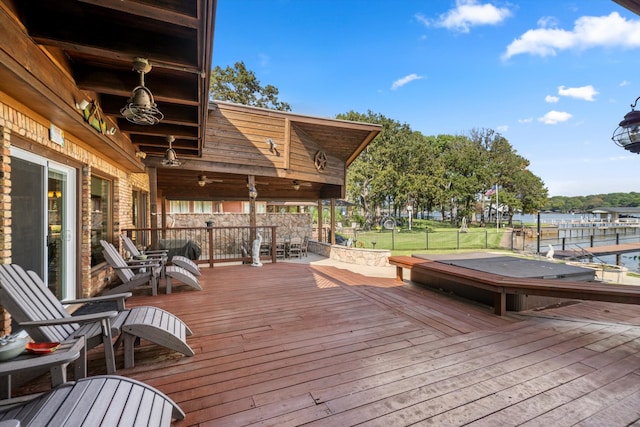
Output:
[[91, 175, 112, 266], [193, 201, 213, 213], [169, 200, 189, 213], [243, 202, 266, 213], [132, 190, 148, 246]]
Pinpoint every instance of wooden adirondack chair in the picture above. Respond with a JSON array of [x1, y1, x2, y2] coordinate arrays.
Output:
[[120, 234, 201, 277], [0, 375, 184, 426], [110, 239, 202, 294], [101, 240, 162, 296], [0, 264, 122, 374], [119, 234, 168, 277], [0, 264, 195, 373]]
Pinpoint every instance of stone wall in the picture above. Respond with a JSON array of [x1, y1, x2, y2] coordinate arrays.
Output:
[[309, 240, 391, 267], [166, 212, 313, 240]]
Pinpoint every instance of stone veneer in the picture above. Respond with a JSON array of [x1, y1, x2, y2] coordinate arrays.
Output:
[[163, 212, 313, 240], [309, 241, 391, 267]]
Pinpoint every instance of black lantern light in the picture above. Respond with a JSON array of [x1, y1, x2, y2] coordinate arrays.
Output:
[[612, 96, 640, 153]]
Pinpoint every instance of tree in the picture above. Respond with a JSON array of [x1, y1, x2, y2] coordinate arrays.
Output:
[[209, 61, 291, 111], [338, 111, 548, 228]]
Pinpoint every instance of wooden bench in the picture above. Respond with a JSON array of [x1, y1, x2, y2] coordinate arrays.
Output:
[[388, 255, 429, 282], [392, 256, 640, 316], [0, 375, 184, 426]]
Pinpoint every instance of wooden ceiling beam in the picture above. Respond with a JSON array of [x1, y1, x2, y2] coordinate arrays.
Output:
[[118, 122, 198, 138], [75, 70, 198, 106], [24, 1, 199, 70], [100, 95, 199, 126], [78, 0, 200, 28]]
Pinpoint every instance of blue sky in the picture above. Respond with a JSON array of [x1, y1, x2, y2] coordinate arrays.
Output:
[[212, 1, 640, 197]]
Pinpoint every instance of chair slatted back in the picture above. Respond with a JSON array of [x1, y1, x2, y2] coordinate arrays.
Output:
[[120, 234, 141, 257], [0, 264, 77, 342], [100, 241, 135, 282]]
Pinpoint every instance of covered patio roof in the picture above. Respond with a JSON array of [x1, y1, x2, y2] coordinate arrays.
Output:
[[1, 0, 215, 170], [151, 102, 382, 201]]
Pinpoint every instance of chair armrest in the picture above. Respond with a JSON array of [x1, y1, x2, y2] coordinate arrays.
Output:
[[142, 249, 169, 255], [126, 260, 161, 268], [65, 293, 131, 311], [137, 253, 166, 258], [20, 311, 118, 327]]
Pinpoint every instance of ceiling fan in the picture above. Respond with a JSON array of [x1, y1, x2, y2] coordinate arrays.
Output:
[[197, 175, 223, 187], [292, 180, 312, 191]]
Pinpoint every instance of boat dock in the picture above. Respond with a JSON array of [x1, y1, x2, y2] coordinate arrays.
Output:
[[553, 242, 640, 263]]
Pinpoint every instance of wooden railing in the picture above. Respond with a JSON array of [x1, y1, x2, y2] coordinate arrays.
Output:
[[122, 226, 279, 267]]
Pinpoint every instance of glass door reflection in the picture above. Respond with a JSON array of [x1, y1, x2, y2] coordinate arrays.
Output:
[[47, 172, 66, 299]]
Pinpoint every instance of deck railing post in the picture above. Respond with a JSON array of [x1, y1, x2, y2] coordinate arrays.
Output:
[[272, 227, 277, 263], [208, 226, 214, 268]]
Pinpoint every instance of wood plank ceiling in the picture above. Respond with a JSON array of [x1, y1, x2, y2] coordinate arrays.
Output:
[[6, 0, 381, 202], [12, 0, 215, 159]]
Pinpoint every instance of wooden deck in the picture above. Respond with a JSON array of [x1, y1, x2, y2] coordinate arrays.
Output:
[[17, 262, 640, 425]]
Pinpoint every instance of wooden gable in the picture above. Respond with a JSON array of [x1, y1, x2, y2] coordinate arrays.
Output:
[[152, 102, 381, 201]]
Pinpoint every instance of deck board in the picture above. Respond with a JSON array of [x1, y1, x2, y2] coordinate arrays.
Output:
[[13, 261, 640, 426]]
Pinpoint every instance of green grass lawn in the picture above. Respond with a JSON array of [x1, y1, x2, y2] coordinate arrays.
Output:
[[349, 227, 505, 255]]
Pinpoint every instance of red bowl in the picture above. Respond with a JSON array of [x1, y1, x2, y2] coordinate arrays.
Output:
[[26, 342, 60, 354]]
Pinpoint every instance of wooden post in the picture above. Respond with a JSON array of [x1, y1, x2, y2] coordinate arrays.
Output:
[[317, 200, 323, 243], [330, 198, 336, 245], [248, 175, 257, 244], [148, 167, 158, 249]]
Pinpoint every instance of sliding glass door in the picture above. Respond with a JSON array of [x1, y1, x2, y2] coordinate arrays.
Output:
[[11, 147, 77, 300]]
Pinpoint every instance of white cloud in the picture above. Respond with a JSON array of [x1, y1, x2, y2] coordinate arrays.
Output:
[[421, 0, 512, 33], [518, 117, 533, 123], [620, 80, 631, 87], [391, 73, 424, 90], [537, 16, 559, 28], [502, 12, 640, 60], [558, 85, 599, 101], [545, 95, 560, 103], [496, 125, 509, 132], [538, 110, 572, 124]]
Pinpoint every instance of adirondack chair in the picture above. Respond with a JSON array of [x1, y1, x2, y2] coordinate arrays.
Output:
[[0, 375, 184, 426], [119, 234, 168, 277], [100, 240, 161, 296], [121, 234, 201, 277], [0, 264, 195, 373], [102, 241, 202, 295]]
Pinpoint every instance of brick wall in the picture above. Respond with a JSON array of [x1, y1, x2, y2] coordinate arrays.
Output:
[[0, 126, 11, 333], [0, 99, 149, 315]]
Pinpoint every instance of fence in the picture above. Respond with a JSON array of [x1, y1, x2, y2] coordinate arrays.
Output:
[[122, 226, 279, 266], [343, 228, 497, 251]]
